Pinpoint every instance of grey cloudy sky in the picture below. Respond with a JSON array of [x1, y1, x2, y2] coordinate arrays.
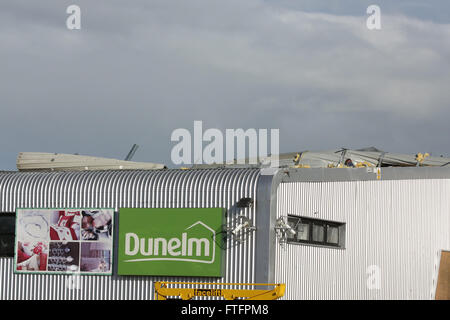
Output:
[[1, 0, 449, 170]]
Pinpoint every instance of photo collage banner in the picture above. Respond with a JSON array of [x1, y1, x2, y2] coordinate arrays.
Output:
[[14, 208, 114, 275]]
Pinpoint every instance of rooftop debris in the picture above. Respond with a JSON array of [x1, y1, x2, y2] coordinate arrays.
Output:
[[190, 148, 450, 169], [16, 152, 166, 171], [14, 148, 450, 172]]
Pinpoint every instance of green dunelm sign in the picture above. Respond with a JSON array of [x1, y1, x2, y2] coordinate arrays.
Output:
[[117, 208, 224, 277]]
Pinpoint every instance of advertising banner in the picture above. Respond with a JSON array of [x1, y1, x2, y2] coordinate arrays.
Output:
[[118, 208, 224, 277], [14, 208, 114, 275]]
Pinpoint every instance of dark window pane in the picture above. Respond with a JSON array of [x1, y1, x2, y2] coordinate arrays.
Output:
[[0, 234, 15, 257], [0, 215, 15, 234], [312, 224, 325, 242], [327, 225, 339, 244]]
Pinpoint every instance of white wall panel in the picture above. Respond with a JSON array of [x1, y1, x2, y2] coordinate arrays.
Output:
[[275, 179, 450, 299]]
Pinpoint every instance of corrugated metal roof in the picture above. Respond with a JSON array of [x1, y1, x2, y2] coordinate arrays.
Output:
[[0, 168, 261, 212], [0, 168, 263, 300]]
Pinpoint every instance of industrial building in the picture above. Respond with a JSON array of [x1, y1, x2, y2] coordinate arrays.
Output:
[[0, 150, 449, 299]]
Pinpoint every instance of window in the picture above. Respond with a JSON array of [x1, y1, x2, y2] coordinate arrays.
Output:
[[312, 224, 325, 242], [296, 222, 309, 241], [0, 213, 16, 257], [287, 215, 345, 248], [327, 225, 339, 244]]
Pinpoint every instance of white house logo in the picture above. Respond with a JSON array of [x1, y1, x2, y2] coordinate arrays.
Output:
[[123, 221, 216, 264]]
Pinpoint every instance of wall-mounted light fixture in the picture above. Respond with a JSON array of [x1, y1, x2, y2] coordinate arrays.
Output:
[[275, 216, 297, 246], [226, 215, 256, 243]]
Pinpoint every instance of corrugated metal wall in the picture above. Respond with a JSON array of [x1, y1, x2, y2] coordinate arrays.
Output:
[[275, 179, 450, 300], [0, 168, 260, 300]]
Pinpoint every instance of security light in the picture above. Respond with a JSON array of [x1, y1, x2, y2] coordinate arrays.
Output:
[[275, 217, 297, 235], [285, 224, 296, 237], [275, 216, 297, 246], [232, 219, 250, 236], [227, 215, 256, 243]]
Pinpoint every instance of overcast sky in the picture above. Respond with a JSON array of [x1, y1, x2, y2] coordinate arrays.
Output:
[[1, 0, 449, 170]]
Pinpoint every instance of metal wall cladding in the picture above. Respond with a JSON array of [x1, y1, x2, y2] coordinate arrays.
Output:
[[0, 168, 261, 300], [275, 179, 450, 300]]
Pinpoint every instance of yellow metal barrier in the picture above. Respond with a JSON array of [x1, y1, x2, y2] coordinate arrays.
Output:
[[154, 282, 285, 300]]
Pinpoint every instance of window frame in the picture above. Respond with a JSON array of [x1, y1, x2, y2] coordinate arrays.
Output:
[[286, 215, 346, 249]]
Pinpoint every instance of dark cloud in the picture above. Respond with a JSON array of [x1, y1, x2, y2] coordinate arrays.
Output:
[[0, 0, 449, 170]]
